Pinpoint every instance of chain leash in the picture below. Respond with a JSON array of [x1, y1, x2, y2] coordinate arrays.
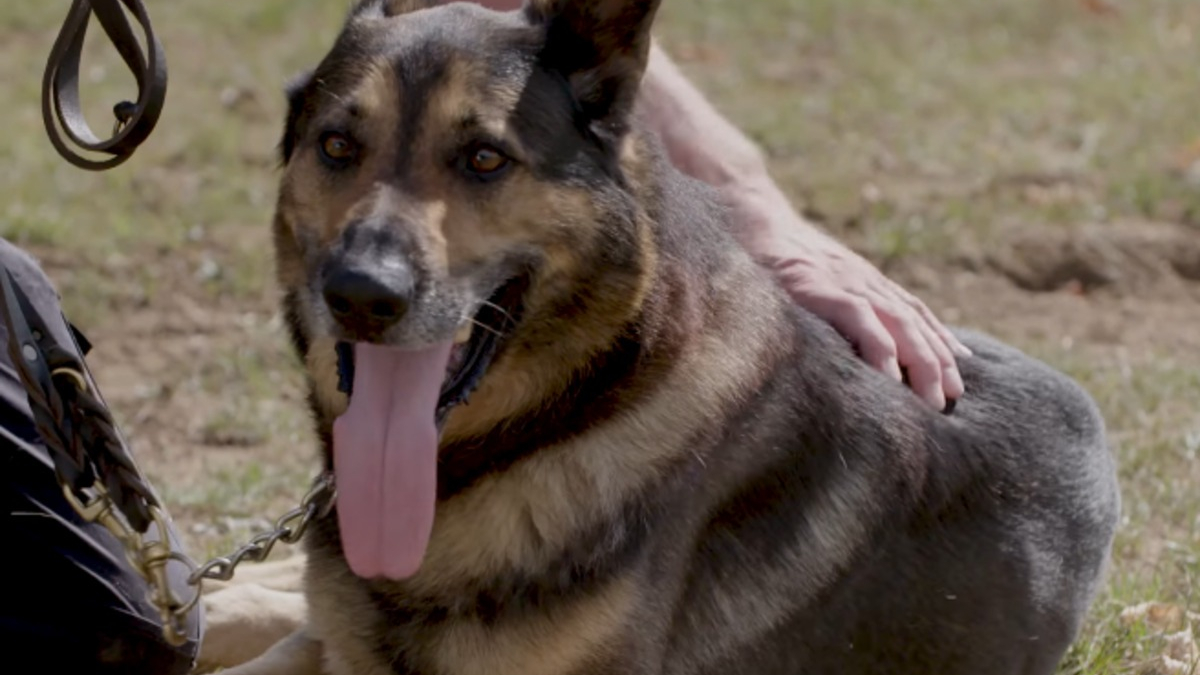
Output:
[[63, 461, 335, 646]]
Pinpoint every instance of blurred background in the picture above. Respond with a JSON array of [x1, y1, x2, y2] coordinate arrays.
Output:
[[1, 1, 1197, 672]]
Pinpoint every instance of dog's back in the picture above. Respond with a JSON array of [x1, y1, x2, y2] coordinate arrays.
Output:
[[657, 305, 1119, 674]]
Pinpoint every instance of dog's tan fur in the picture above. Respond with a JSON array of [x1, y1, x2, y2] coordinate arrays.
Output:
[[427, 575, 636, 675]]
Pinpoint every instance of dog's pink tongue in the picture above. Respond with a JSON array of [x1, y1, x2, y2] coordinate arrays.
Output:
[[332, 341, 452, 580]]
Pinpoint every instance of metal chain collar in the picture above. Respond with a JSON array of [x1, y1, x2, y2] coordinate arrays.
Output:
[[61, 432, 335, 646]]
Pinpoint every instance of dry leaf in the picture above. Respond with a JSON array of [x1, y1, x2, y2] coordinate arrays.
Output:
[[1123, 606, 1200, 675], [1121, 602, 1189, 634]]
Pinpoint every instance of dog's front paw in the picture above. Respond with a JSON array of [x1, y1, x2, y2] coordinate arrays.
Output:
[[197, 584, 309, 671]]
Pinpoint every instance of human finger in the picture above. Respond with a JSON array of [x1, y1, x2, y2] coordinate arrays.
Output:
[[869, 293, 947, 410], [798, 288, 903, 382]]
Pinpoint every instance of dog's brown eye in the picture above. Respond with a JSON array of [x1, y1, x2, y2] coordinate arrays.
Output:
[[319, 132, 357, 165], [467, 146, 508, 174]]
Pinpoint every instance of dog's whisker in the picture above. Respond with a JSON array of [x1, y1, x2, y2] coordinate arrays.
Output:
[[480, 299, 513, 315], [467, 317, 507, 340], [479, 300, 516, 326]]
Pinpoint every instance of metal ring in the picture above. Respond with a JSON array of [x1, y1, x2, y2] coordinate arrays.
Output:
[[163, 550, 204, 617], [51, 367, 88, 392]]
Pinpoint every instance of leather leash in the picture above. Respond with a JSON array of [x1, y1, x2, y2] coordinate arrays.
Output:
[[41, 0, 168, 170]]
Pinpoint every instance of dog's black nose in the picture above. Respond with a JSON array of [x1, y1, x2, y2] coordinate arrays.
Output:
[[323, 267, 414, 332]]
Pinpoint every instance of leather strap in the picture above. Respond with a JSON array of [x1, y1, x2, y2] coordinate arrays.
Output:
[[41, 0, 168, 171], [1, 264, 161, 532]]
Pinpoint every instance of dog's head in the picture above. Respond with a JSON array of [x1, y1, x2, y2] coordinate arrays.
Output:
[[275, 0, 664, 423], [274, 0, 669, 579]]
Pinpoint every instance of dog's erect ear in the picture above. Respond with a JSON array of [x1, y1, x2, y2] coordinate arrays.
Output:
[[279, 69, 314, 165], [525, 0, 662, 138]]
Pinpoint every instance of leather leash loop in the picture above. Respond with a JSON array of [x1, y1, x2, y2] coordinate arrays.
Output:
[[41, 0, 168, 171]]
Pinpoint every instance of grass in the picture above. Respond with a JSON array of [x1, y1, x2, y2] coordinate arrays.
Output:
[[1042, 346, 1200, 673], [1, 0, 1198, 672], [658, 0, 1200, 255]]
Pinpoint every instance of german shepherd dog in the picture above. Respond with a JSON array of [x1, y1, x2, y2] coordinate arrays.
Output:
[[241, 0, 1122, 672]]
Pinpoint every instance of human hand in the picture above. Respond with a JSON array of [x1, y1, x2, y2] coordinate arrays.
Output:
[[726, 181, 970, 412]]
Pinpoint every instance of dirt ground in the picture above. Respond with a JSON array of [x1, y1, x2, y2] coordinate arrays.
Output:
[[898, 221, 1200, 354]]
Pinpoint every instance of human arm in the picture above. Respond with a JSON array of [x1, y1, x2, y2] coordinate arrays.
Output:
[[636, 42, 969, 409]]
